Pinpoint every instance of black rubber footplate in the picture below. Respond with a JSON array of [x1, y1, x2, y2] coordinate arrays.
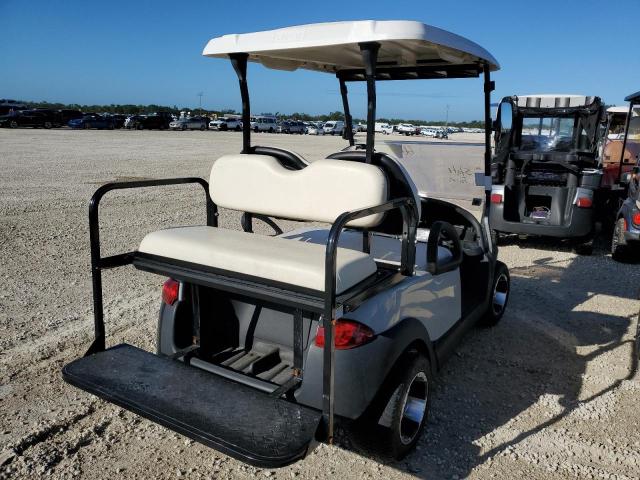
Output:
[[62, 344, 321, 467]]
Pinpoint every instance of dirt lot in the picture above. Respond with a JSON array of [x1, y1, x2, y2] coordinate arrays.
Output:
[[0, 129, 639, 480]]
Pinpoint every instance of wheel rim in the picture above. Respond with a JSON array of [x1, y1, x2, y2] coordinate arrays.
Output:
[[399, 372, 428, 445], [492, 273, 509, 316], [10, 121, 17, 128]]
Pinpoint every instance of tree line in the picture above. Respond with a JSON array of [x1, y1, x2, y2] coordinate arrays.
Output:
[[19, 100, 485, 128]]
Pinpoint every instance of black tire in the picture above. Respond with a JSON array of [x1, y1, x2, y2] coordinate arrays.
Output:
[[376, 351, 432, 460], [612, 218, 629, 262], [108, 123, 114, 130], [254, 126, 259, 133], [235, 125, 240, 131], [9, 120, 18, 129], [44, 121, 52, 129], [84, 123, 90, 130], [478, 261, 510, 327], [137, 124, 144, 130], [200, 125, 205, 131]]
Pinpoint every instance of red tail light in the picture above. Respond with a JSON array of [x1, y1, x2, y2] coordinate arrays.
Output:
[[633, 212, 640, 226], [490, 193, 503, 204], [162, 278, 179, 305], [315, 319, 374, 350], [575, 197, 593, 208]]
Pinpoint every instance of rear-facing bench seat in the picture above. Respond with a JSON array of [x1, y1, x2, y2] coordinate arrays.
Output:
[[136, 153, 391, 295], [139, 226, 376, 294]]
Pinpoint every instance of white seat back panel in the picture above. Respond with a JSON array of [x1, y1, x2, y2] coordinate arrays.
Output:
[[209, 155, 388, 228]]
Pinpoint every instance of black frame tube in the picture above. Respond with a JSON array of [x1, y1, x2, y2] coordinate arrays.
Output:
[[230, 53, 251, 153], [321, 196, 417, 441], [87, 178, 216, 355], [359, 42, 380, 164], [483, 63, 494, 209], [339, 78, 355, 146], [618, 100, 636, 184]]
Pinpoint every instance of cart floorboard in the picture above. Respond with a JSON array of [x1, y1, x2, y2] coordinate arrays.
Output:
[[62, 344, 321, 467]]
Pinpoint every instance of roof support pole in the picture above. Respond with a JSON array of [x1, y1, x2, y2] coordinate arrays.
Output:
[[230, 53, 251, 154], [339, 78, 355, 146], [483, 63, 495, 207], [359, 42, 380, 164], [618, 101, 635, 184]]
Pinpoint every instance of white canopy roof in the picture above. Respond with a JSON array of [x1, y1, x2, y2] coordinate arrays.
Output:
[[202, 20, 499, 75], [514, 94, 597, 108]]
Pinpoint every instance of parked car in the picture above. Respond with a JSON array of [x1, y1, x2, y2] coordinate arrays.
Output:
[[0, 110, 54, 128], [137, 112, 173, 130], [68, 113, 115, 130], [277, 120, 305, 134], [323, 120, 344, 135], [57, 109, 84, 125], [109, 114, 127, 129], [209, 117, 242, 131], [420, 127, 437, 137], [306, 123, 324, 135], [250, 116, 277, 132], [170, 117, 208, 131], [124, 115, 144, 129], [397, 123, 415, 135], [374, 122, 393, 135]]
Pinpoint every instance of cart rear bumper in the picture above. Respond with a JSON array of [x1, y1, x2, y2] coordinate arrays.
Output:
[[62, 344, 321, 467], [490, 203, 593, 238]]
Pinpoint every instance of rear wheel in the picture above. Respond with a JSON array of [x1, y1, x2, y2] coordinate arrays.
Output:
[[612, 218, 629, 262], [137, 124, 144, 130], [44, 121, 52, 129], [84, 123, 90, 130], [200, 125, 205, 131], [478, 261, 510, 327], [377, 352, 432, 459], [9, 120, 18, 128]]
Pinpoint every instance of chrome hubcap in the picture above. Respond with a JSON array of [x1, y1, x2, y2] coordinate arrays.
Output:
[[399, 372, 428, 445], [492, 273, 509, 316]]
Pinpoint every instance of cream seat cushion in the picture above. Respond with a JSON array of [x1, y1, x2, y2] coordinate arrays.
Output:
[[139, 226, 377, 294], [209, 155, 388, 228]]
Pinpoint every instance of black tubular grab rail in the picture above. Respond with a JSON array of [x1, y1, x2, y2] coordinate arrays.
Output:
[[86, 177, 217, 356], [321, 195, 417, 441]]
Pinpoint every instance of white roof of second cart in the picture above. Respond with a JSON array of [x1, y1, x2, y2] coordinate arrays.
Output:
[[202, 20, 499, 74]]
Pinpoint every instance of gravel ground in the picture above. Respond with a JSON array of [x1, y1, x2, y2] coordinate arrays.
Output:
[[0, 128, 639, 480]]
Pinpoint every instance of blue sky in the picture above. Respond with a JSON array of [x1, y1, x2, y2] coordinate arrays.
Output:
[[1, 0, 638, 121]]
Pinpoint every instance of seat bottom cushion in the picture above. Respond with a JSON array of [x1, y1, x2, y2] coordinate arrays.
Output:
[[138, 226, 377, 294]]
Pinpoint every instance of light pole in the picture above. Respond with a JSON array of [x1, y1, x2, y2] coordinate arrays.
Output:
[[197, 92, 204, 113], [445, 104, 449, 129]]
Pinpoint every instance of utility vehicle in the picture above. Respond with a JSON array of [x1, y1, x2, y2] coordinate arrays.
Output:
[[490, 95, 604, 253], [62, 20, 509, 467], [611, 91, 640, 261]]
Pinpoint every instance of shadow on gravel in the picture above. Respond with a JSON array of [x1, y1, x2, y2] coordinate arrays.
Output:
[[340, 247, 639, 478]]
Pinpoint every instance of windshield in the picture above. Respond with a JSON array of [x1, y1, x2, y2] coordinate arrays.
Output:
[[519, 116, 586, 152]]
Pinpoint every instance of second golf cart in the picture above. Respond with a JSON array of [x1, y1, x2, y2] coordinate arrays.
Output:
[[610, 91, 640, 261], [490, 94, 604, 253], [62, 20, 509, 467]]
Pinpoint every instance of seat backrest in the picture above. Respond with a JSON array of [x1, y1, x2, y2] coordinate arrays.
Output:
[[210, 154, 388, 228]]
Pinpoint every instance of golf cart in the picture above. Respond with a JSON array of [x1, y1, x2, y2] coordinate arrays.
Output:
[[611, 91, 640, 261], [62, 20, 509, 467], [490, 95, 604, 253]]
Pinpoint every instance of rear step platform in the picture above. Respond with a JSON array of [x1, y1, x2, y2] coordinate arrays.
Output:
[[62, 344, 322, 467]]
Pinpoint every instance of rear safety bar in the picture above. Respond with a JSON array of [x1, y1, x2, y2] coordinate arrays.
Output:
[[84, 176, 417, 442]]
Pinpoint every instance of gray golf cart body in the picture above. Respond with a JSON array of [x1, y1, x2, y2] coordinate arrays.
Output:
[[62, 20, 506, 468], [490, 95, 604, 240]]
